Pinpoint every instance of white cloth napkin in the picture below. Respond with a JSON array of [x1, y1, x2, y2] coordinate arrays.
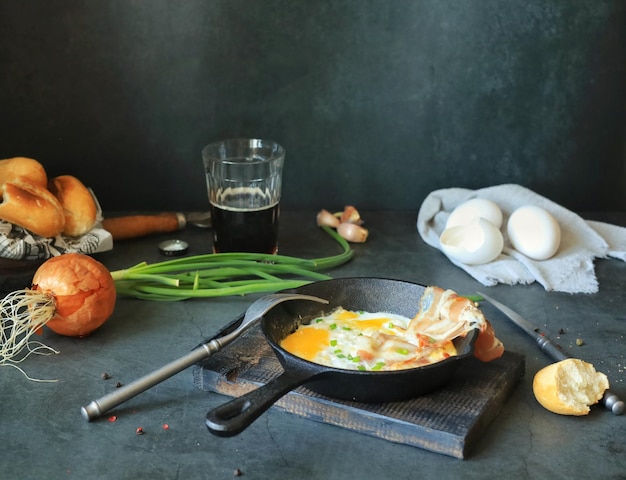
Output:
[[417, 184, 626, 294]]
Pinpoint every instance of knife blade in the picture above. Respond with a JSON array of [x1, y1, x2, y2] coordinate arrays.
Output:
[[478, 291, 624, 416]]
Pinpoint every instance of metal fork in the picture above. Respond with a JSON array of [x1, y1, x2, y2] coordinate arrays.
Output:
[[80, 293, 328, 421]]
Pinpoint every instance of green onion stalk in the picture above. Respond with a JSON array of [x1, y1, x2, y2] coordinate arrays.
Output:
[[110, 226, 353, 301]]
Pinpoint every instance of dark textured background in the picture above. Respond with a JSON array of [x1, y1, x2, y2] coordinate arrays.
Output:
[[0, 0, 624, 213]]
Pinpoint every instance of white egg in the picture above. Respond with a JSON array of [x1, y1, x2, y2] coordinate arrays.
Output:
[[507, 206, 561, 260], [439, 218, 504, 265], [446, 198, 503, 229]]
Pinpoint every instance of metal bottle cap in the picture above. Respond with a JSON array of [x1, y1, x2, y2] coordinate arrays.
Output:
[[158, 239, 189, 256]]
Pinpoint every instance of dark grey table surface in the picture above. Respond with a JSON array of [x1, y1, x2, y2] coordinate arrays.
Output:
[[1, 211, 624, 479]]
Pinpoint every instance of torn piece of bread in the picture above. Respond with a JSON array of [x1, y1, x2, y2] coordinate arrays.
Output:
[[533, 358, 609, 415]]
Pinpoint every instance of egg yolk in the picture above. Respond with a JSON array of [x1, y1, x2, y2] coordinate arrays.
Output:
[[280, 327, 330, 362], [335, 310, 393, 331], [344, 317, 391, 331]]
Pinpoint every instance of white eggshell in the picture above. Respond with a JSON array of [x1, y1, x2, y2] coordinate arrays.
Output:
[[439, 218, 504, 265], [507, 206, 561, 260], [446, 198, 503, 229]]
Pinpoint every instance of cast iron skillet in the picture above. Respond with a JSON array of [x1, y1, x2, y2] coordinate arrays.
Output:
[[205, 277, 479, 437]]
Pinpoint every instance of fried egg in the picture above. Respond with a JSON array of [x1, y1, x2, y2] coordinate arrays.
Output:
[[280, 307, 457, 371]]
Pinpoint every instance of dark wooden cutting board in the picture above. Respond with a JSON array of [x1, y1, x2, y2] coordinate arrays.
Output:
[[192, 323, 524, 459]]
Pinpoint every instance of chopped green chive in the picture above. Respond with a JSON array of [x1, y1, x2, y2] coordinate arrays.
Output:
[[372, 362, 385, 370], [396, 348, 410, 355], [330, 339, 338, 346], [329, 323, 337, 330], [357, 365, 366, 371]]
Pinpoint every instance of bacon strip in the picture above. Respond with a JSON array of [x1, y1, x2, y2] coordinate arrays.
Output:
[[408, 286, 504, 362]]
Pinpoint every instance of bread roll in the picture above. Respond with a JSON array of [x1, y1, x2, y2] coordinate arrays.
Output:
[[48, 175, 97, 236], [533, 358, 609, 415], [0, 177, 65, 237], [0, 157, 48, 190]]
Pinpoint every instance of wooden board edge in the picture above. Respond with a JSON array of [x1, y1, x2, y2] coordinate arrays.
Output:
[[194, 367, 469, 459]]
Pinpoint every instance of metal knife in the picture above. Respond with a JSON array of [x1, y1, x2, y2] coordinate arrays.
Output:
[[88, 188, 212, 240], [478, 291, 624, 416], [101, 212, 212, 240]]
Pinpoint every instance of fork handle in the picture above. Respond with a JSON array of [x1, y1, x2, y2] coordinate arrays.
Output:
[[81, 343, 213, 421]]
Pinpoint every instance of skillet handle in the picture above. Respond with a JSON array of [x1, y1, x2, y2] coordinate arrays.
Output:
[[205, 368, 315, 437]]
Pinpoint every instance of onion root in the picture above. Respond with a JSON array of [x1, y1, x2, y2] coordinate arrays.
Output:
[[0, 289, 58, 381]]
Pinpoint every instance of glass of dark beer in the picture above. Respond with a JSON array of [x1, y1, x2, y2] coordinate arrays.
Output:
[[202, 138, 285, 254]]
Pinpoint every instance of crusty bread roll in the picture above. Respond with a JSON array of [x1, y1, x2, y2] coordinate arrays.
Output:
[[48, 175, 97, 236], [0, 176, 65, 237], [0, 157, 48, 190], [533, 358, 609, 415]]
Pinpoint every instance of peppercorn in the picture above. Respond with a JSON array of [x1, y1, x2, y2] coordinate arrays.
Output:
[[101, 372, 111, 380], [136, 427, 144, 435], [115, 382, 122, 388], [233, 468, 243, 476], [576, 338, 584, 346]]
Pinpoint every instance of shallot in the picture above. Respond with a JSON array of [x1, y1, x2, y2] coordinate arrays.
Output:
[[337, 222, 369, 243], [316, 209, 340, 228], [316, 206, 369, 243]]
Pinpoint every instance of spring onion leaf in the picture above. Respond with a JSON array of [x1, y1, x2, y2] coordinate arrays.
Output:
[[111, 226, 354, 301]]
